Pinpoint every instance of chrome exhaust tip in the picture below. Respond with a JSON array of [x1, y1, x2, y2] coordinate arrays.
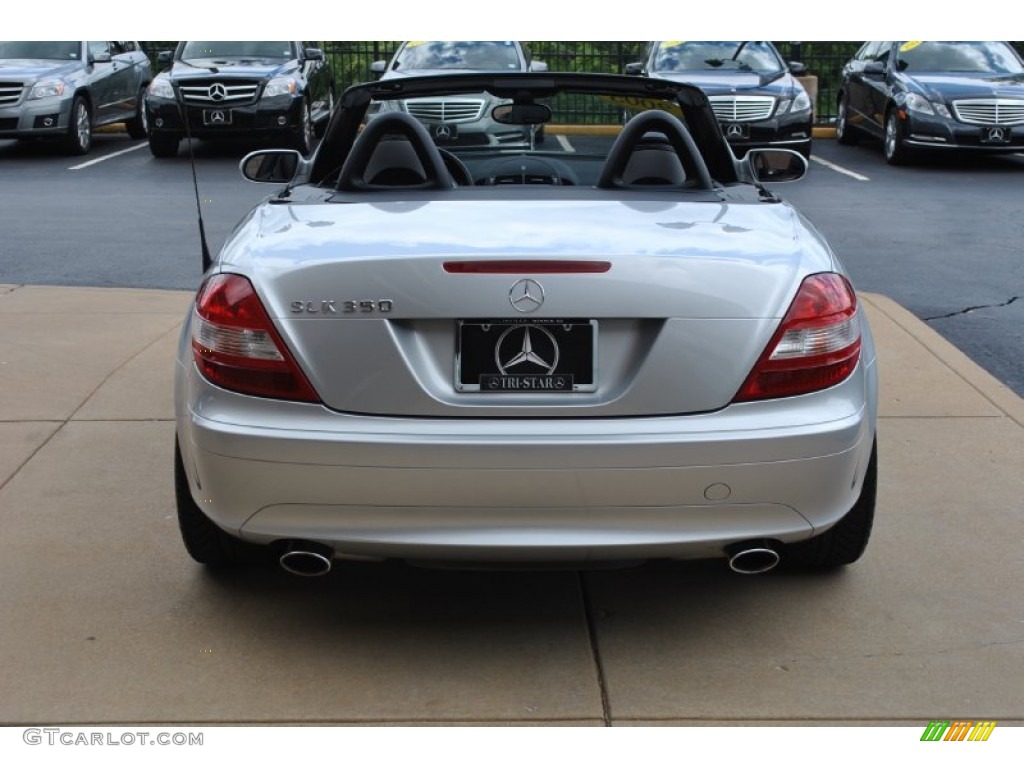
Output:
[[726, 541, 781, 575], [279, 541, 334, 577]]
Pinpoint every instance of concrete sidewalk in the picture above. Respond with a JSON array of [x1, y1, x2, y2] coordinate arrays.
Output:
[[0, 284, 1021, 725]]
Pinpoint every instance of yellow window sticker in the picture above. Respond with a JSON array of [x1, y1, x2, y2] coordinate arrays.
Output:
[[405, 41, 425, 48], [661, 41, 686, 49], [900, 41, 923, 52]]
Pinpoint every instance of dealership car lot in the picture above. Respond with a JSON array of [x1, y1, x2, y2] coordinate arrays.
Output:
[[0, 116, 1022, 727]]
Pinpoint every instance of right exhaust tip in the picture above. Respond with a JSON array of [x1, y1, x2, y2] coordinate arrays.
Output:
[[279, 540, 334, 577], [726, 541, 781, 575]]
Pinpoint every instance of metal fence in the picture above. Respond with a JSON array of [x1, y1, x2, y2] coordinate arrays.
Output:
[[142, 41, 1024, 126]]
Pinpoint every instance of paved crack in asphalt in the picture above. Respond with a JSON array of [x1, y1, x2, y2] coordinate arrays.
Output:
[[924, 295, 1021, 321]]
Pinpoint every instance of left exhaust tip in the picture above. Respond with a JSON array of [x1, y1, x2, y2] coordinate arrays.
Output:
[[726, 541, 781, 575], [279, 540, 334, 577]]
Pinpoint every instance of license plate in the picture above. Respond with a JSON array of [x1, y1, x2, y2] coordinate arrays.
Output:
[[430, 123, 458, 142], [202, 108, 233, 126], [456, 319, 597, 393], [980, 125, 1011, 144], [721, 122, 750, 141]]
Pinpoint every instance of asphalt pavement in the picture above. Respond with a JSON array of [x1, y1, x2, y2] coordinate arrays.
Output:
[[0, 282, 1021, 726]]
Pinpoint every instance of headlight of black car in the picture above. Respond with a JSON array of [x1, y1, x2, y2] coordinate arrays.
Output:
[[262, 77, 297, 99], [904, 93, 952, 118]]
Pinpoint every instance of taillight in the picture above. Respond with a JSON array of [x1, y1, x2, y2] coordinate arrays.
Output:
[[191, 274, 319, 403], [734, 273, 861, 402]]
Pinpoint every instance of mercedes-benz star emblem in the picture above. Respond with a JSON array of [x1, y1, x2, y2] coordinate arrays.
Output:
[[987, 126, 1006, 142], [208, 83, 227, 102], [727, 123, 744, 138], [209, 110, 226, 124], [435, 124, 452, 140], [509, 278, 544, 313], [495, 325, 559, 375]]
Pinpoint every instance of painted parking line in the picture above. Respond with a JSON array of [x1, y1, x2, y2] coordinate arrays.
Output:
[[809, 155, 870, 181], [556, 134, 575, 153], [68, 142, 148, 171]]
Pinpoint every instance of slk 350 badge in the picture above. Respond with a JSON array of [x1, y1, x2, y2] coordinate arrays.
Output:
[[291, 300, 394, 314]]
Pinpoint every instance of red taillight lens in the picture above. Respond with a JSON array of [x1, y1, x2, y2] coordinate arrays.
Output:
[[191, 274, 319, 403], [734, 273, 862, 402]]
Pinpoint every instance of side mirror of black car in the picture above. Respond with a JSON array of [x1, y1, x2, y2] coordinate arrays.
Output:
[[864, 61, 886, 77], [370, 61, 387, 77], [157, 51, 172, 65], [305, 47, 325, 61], [624, 62, 644, 76], [745, 149, 807, 184], [240, 150, 301, 184], [789, 60, 806, 76]]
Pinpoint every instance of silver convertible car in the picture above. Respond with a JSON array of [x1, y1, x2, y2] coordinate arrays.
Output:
[[174, 73, 878, 577]]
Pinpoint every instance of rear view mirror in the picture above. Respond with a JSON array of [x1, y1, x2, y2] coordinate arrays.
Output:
[[492, 103, 552, 125], [240, 150, 300, 184], [745, 149, 807, 183]]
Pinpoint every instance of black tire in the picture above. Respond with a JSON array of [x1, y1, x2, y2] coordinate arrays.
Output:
[[148, 131, 179, 158], [125, 87, 148, 139], [883, 108, 911, 165], [63, 94, 92, 155], [835, 94, 858, 146], [291, 100, 314, 154], [175, 437, 269, 567], [784, 439, 877, 570]]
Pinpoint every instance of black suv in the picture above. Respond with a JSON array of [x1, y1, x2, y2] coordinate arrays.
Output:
[[144, 41, 334, 157]]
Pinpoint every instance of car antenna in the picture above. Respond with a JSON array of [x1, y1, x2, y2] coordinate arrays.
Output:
[[172, 81, 214, 272]]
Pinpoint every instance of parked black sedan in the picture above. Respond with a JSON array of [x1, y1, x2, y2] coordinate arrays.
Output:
[[144, 41, 334, 157], [625, 41, 813, 158], [837, 41, 1024, 164]]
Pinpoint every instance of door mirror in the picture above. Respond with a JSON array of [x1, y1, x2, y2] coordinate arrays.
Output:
[[624, 62, 644, 76], [864, 61, 885, 77], [240, 150, 301, 184], [745, 149, 807, 183], [529, 60, 548, 72], [370, 60, 387, 76], [304, 47, 324, 61], [157, 50, 172, 65]]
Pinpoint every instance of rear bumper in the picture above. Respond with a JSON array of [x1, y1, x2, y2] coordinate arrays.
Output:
[[175, 347, 878, 562]]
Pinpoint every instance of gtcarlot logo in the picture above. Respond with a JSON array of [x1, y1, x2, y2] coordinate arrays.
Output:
[[23, 728, 203, 747], [920, 720, 996, 742]]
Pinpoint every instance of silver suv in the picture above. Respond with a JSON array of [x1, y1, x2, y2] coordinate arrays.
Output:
[[0, 41, 152, 155]]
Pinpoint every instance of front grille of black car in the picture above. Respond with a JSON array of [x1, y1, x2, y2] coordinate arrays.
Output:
[[952, 99, 1024, 126], [178, 80, 261, 106], [709, 96, 776, 122], [404, 99, 486, 123], [0, 82, 24, 107]]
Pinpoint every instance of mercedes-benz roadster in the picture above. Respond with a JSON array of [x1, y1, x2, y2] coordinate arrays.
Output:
[[174, 72, 877, 576]]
